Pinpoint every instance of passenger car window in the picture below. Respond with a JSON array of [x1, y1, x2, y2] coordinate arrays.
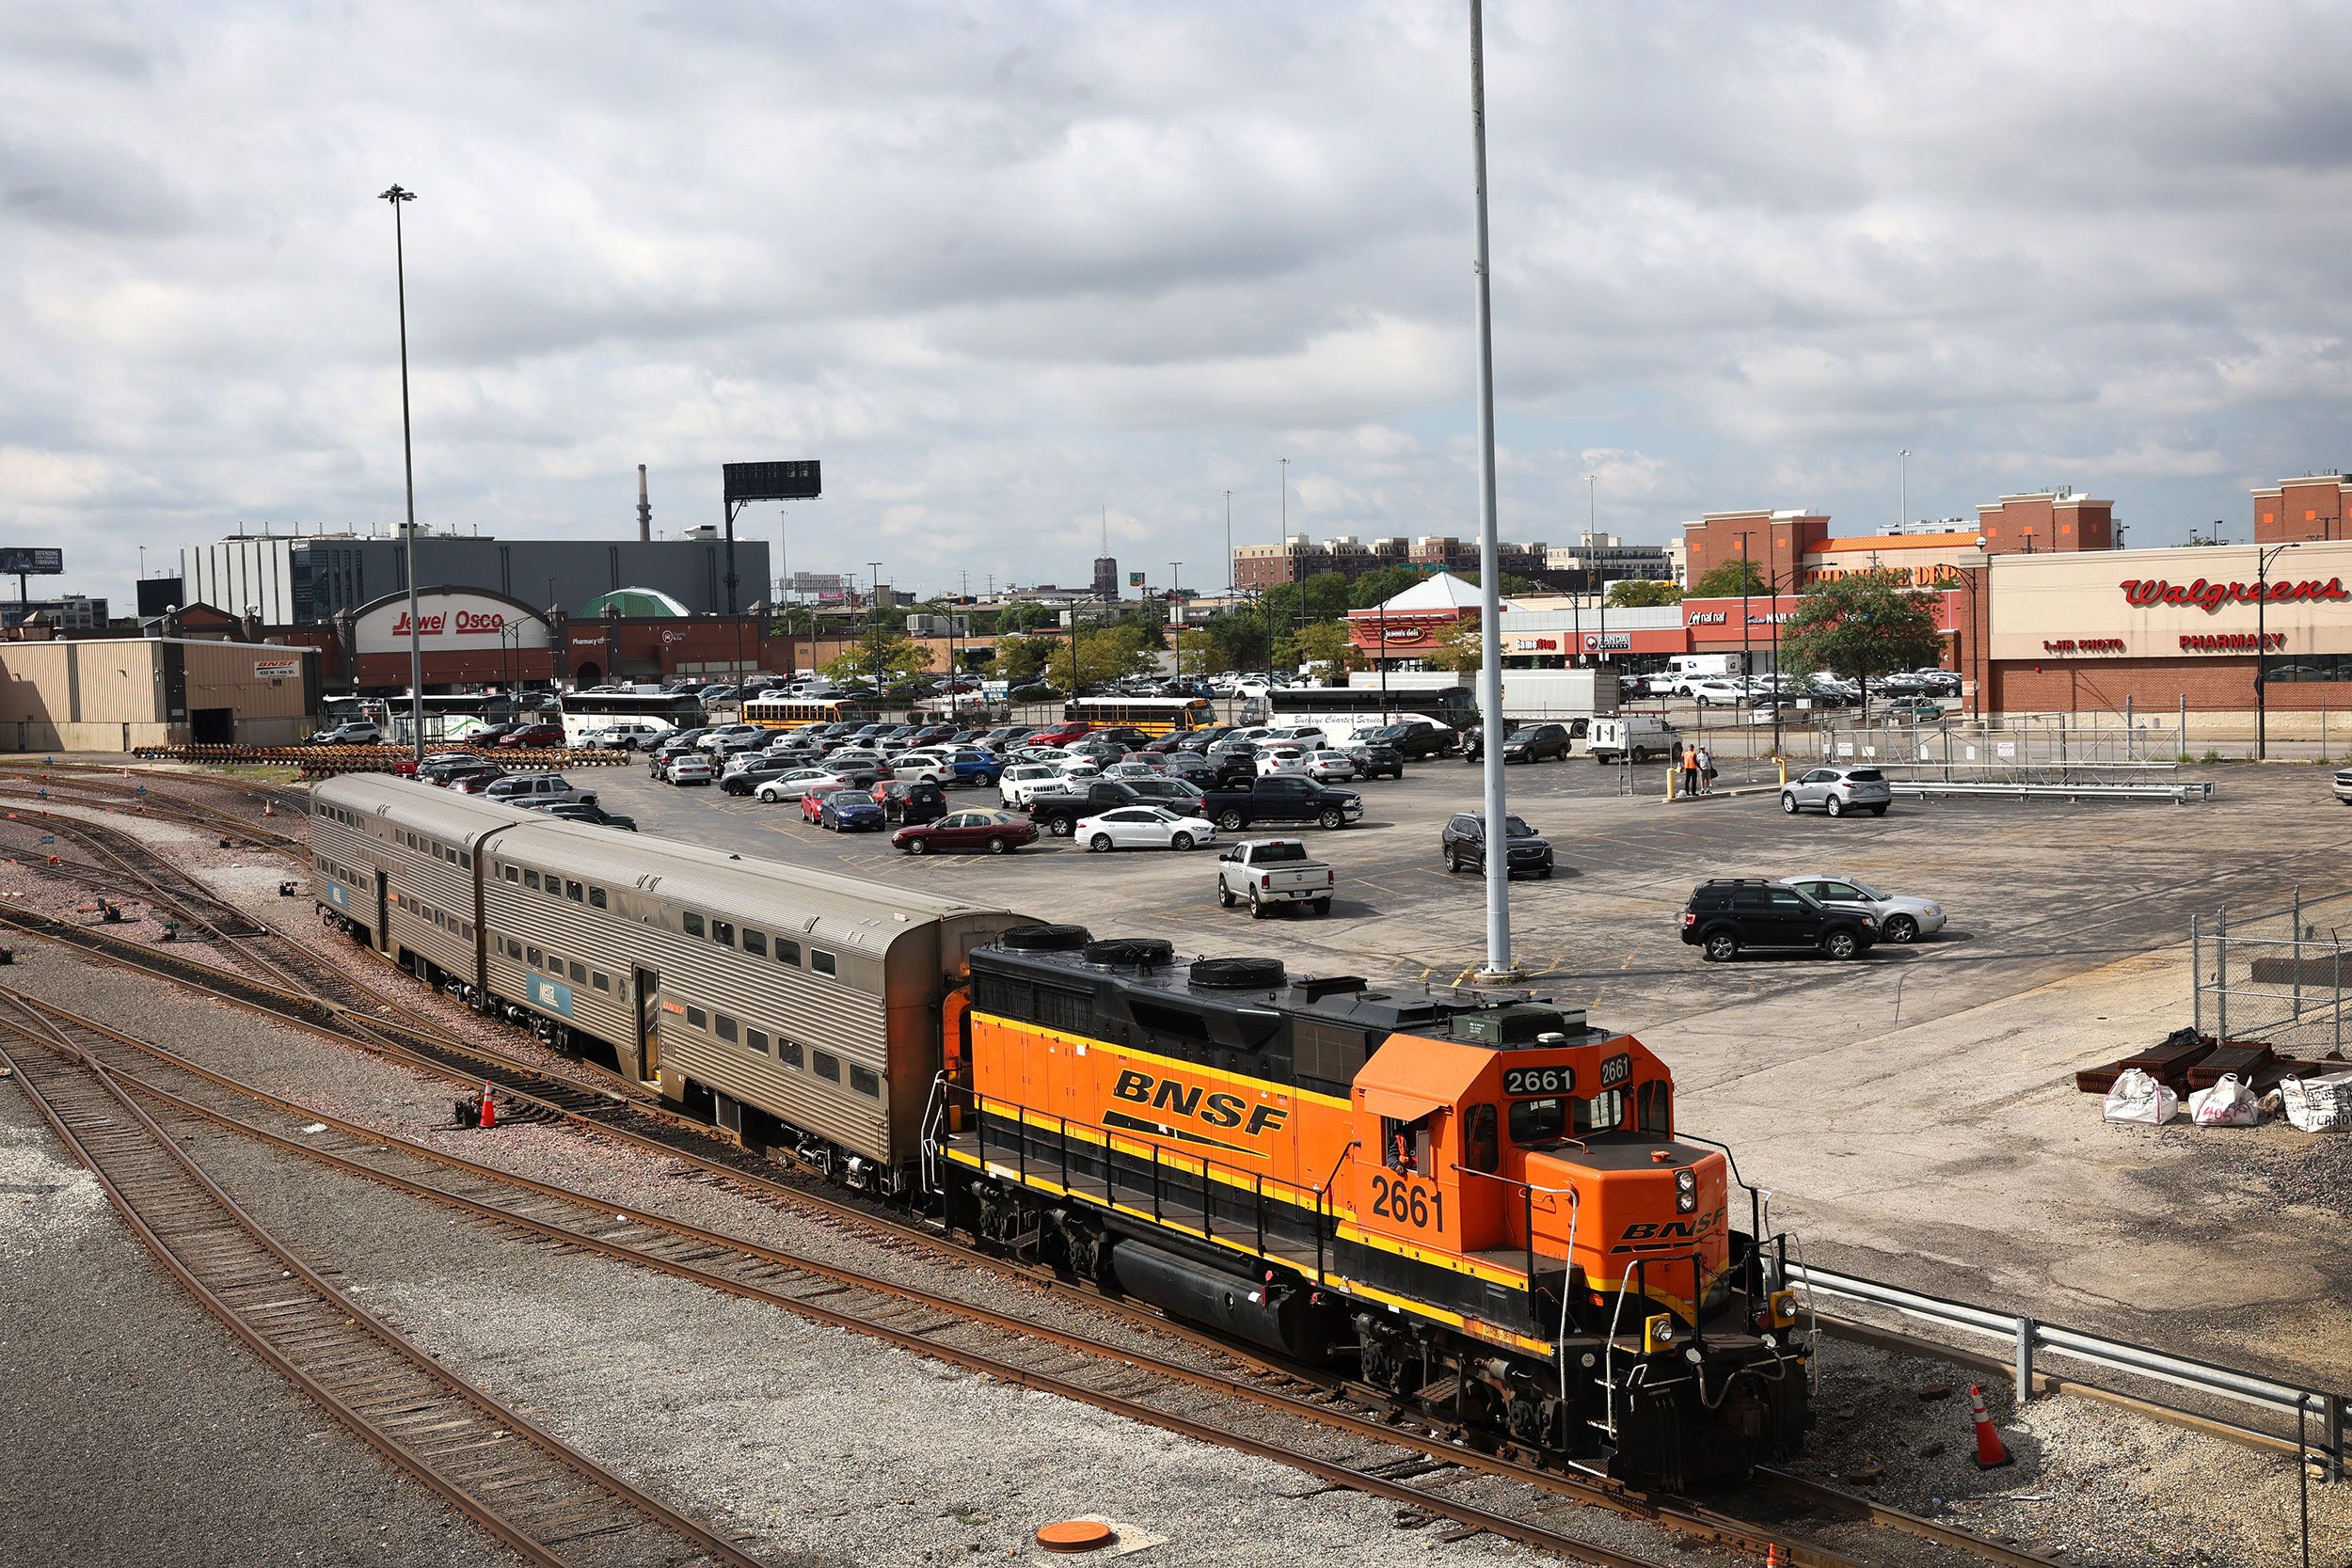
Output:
[[813, 1051, 841, 1082], [780, 1039, 804, 1068], [812, 950, 836, 976], [687, 1006, 707, 1029], [713, 921, 735, 946], [850, 1066, 880, 1098], [588, 888, 606, 910], [565, 880, 583, 903], [743, 929, 767, 958], [524, 870, 540, 890], [568, 961, 585, 983], [683, 912, 704, 938], [776, 941, 801, 967]]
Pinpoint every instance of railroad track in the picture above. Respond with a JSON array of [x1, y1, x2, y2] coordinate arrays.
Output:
[[0, 768, 307, 856], [0, 1001, 771, 1568], [8, 985, 2054, 1568], [0, 814, 271, 937]]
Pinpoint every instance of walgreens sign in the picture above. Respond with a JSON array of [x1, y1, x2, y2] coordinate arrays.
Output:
[[2122, 577, 2352, 613]]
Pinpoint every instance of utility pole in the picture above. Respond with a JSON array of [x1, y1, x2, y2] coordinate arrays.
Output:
[[378, 182, 424, 766], [1224, 489, 1233, 594], [1466, 0, 1515, 981], [1899, 449, 1912, 531], [2257, 542, 2297, 760]]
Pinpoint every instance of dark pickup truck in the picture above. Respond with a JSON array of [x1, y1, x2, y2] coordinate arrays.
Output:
[[1025, 778, 1206, 838], [1198, 775, 1363, 832]]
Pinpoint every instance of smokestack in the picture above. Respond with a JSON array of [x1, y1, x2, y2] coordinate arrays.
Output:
[[636, 465, 652, 542]]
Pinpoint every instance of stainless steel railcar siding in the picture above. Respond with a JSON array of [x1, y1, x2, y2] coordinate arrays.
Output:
[[313, 777, 515, 989], [487, 823, 1023, 1165], [308, 795, 380, 940]]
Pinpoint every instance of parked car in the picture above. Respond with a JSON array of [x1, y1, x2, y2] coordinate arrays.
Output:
[[800, 782, 855, 822], [695, 723, 766, 754], [308, 721, 383, 745], [1197, 776, 1363, 833], [581, 721, 664, 751], [1077, 805, 1218, 852], [894, 748, 1002, 788], [1369, 720, 1457, 760], [1256, 746, 1312, 778], [415, 752, 486, 784], [526, 800, 638, 832], [999, 764, 1070, 808], [1303, 749, 1359, 783], [497, 722, 567, 749], [470, 721, 530, 748], [664, 754, 715, 785], [2336, 767, 2352, 805], [720, 756, 808, 796], [648, 730, 712, 777], [1680, 879, 1877, 961], [818, 790, 886, 832], [1440, 812, 1553, 878], [1215, 838, 1334, 919], [892, 807, 1036, 856], [872, 779, 949, 825], [1878, 697, 1946, 723], [1501, 723, 1573, 763], [1782, 873, 1945, 943], [1779, 766, 1893, 818], [482, 772, 598, 807], [1584, 715, 1678, 765], [1342, 740, 1405, 780], [756, 767, 852, 803], [448, 768, 507, 795], [1687, 680, 1747, 707]]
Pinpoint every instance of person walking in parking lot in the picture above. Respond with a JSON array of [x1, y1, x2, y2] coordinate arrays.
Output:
[[1679, 740, 1700, 799], [1693, 742, 1713, 794]]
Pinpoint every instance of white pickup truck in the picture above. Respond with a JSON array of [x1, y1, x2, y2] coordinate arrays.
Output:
[[1215, 838, 1336, 920]]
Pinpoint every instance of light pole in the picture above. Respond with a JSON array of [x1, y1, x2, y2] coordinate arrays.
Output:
[[1466, 0, 1515, 980], [379, 182, 424, 765], [1224, 489, 1233, 594], [2257, 542, 2298, 760], [1586, 472, 1602, 671], [1899, 449, 1912, 531], [866, 562, 883, 684]]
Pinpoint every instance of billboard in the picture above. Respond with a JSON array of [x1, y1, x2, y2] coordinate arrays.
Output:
[[788, 571, 847, 593], [723, 460, 822, 502], [0, 548, 63, 576], [1127, 571, 1145, 587]]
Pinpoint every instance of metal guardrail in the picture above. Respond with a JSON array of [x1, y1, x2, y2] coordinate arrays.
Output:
[[1886, 779, 2214, 803], [1787, 1261, 2347, 1480]]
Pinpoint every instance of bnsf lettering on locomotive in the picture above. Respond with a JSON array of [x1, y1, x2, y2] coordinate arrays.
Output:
[[1620, 1208, 1723, 1242], [1113, 1067, 1285, 1135]]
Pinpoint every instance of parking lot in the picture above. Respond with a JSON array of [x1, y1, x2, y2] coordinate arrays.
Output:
[[592, 752, 2352, 1384]]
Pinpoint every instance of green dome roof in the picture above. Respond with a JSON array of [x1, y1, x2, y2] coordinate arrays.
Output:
[[582, 587, 691, 619]]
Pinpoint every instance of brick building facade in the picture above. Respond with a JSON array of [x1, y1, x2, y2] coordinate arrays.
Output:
[[2253, 473, 2352, 544]]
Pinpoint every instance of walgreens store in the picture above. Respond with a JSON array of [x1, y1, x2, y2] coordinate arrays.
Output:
[[1963, 542, 2352, 724]]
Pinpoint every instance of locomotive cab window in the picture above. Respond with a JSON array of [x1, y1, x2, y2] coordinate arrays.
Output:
[[1637, 1080, 1671, 1134], [1509, 1098, 1566, 1146], [1573, 1089, 1626, 1135], [1465, 1103, 1499, 1174], [1382, 1113, 1434, 1174]]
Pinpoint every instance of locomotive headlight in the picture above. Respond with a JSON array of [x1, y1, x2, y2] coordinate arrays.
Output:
[[1675, 1169, 1696, 1192], [1642, 1313, 1678, 1354], [1675, 1168, 1697, 1212], [1677, 1189, 1696, 1212]]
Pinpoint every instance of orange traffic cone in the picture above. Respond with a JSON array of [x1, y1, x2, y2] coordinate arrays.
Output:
[[262, 800, 276, 817], [1765, 1546, 1784, 1567], [477, 1084, 496, 1131], [1968, 1384, 2011, 1468]]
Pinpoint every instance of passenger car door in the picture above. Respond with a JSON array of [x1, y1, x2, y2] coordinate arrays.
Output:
[[1767, 888, 1822, 944]]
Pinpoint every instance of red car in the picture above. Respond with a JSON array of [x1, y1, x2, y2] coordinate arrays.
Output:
[[498, 722, 566, 749], [1025, 722, 1090, 749], [891, 808, 1036, 856], [801, 782, 854, 823]]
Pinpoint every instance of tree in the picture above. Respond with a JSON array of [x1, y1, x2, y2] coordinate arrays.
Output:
[[1348, 565, 1423, 609], [1428, 618, 1484, 675], [1175, 627, 1222, 676], [992, 599, 1059, 635], [823, 635, 934, 685], [1777, 573, 1944, 714], [1046, 624, 1157, 690], [1294, 619, 1359, 679], [1206, 608, 1275, 674], [1693, 559, 1769, 597], [1606, 579, 1684, 608], [995, 634, 1056, 685]]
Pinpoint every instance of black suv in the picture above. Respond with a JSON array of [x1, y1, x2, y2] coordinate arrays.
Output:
[[1441, 812, 1554, 878], [1501, 722, 1574, 763], [1346, 741, 1406, 780], [1372, 720, 1457, 760], [1680, 879, 1877, 962]]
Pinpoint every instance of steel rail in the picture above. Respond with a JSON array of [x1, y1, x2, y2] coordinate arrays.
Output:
[[0, 1015, 771, 1568], [9, 991, 1814, 1568], [21, 988, 2080, 1568], [0, 770, 308, 853]]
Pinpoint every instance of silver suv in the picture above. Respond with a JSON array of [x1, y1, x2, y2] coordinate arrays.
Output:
[[1780, 766, 1891, 818], [482, 771, 598, 808]]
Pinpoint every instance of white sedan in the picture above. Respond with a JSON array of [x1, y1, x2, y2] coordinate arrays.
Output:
[[999, 764, 1066, 807], [1076, 806, 1218, 852], [1053, 756, 1103, 783], [755, 767, 852, 802], [1303, 749, 1358, 783]]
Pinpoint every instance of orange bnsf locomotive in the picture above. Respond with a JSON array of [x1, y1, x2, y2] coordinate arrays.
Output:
[[931, 926, 1811, 1489]]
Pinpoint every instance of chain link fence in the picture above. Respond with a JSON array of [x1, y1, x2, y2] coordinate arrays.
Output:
[[2195, 889, 2352, 1059], [1787, 711, 2191, 786]]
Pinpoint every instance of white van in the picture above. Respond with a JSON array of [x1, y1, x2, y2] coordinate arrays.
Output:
[[1585, 714, 1679, 764]]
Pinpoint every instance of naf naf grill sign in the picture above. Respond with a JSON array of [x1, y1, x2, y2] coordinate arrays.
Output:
[[2122, 577, 2352, 613]]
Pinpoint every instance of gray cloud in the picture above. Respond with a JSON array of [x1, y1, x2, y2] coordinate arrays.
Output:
[[5, 0, 2349, 610]]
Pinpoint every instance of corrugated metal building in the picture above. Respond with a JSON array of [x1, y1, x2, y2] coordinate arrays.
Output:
[[0, 638, 318, 751]]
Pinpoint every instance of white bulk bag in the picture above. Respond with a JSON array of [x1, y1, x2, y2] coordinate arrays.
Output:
[[2281, 1072, 2352, 1133], [2188, 1073, 2260, 1127], [2103, 1067, 2177, 1125]]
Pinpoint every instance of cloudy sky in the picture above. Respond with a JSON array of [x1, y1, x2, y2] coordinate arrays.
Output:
[[7, 1, 2351, 611]]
